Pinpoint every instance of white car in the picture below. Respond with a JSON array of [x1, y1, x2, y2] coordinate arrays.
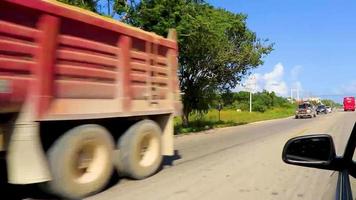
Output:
[[326, 106, 332, 113]]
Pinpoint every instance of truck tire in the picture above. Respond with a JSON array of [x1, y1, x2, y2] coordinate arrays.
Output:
[[43, 124, 114, 199], [115, 120, 162, 180]]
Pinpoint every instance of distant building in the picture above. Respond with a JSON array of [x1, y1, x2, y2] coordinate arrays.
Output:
[[288, 97, 321, 104], [303, 97, 321, 104]]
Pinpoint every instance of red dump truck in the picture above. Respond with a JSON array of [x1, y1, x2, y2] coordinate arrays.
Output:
[[0, 0, 181, 198], [343, 97, 355, 111]]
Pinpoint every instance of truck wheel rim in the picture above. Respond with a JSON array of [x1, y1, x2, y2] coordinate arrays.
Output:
[[137, 132, 159, 167], [72, 140, 108, 184]]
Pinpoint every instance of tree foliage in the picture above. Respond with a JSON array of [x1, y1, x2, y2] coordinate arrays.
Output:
[[117, 1, 273, 125], [57, 0, 129, 17], [58, 0, 98, 11], [321, 99, 341, 107], [223, 90, 290, 113]]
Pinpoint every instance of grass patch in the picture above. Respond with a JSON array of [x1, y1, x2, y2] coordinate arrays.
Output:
[[174, 105, 295, 135]]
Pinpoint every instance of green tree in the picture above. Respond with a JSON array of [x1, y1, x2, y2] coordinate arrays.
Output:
[[118, 1, 273, 125], [227, 90, 290, 112], [221, 90, 234, 107], [58, 0, 125, 17], [58, 0, 98, 11], [321, 99, 340, 107], [232, 91, 250, 111]]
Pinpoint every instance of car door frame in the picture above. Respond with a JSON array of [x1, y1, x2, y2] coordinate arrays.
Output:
[[335, 122, 356, 200], [336, 170, 352, 200]]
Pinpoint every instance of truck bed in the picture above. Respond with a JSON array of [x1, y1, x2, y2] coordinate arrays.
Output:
[[0, 0, 181, 120]]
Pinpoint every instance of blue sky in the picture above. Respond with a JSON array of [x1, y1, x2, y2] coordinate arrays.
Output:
[[208, 0, 356, 102]]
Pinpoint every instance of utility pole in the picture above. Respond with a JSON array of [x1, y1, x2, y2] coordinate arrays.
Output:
[[217, 103, 222, 121], [290, 88, 293, 101], [247, 75, 256, 113], [291, 88, 300, 102], [249, 91, 252, 113]]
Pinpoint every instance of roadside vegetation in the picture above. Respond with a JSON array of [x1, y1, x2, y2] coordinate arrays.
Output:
[[174, 106, 296, 134], [321, 99, 343, 108], [175, 90, 296, 134]]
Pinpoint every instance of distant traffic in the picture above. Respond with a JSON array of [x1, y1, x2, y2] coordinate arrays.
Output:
[[295, 97, 355, 119], [295, 102, 334, 119]]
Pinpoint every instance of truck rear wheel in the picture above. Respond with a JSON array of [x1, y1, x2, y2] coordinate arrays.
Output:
[[115, 120, 162, 180], [43, 124, 114, 199]]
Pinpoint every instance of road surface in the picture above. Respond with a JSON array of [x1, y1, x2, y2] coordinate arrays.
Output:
[[88, 110, 356, 200], [1, 110, 354, 199]]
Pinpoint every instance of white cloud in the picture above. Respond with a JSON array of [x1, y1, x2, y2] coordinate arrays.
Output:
[[265, 81, 288, 95], [263, 63, 284, 82], [236, 63, 307, 97], [263, 63, 288, 95], [237, 63, 288, 96]]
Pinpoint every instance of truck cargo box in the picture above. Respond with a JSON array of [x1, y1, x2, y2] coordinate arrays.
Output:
[[0, 0, 181, 120]]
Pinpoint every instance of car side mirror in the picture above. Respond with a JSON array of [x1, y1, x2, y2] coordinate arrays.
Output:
[[282, 134, 337, 169]]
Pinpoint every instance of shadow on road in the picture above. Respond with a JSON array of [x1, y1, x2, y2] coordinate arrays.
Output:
[[0, 158, 58, 200], [0, 150, 182, 199], [162, 150, 182, 167]]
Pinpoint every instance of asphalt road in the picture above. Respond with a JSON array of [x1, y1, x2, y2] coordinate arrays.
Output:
[[87, 110, 356, 200], [2, 110, 355, 199]]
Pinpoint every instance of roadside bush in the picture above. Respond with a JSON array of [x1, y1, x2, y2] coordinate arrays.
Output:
[[231, 101, 249, 111], [221, 90, 290, 112], [253, 101, 267, 112]]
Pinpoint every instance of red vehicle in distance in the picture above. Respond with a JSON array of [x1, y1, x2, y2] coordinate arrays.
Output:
[[343, 97, 355, 111]]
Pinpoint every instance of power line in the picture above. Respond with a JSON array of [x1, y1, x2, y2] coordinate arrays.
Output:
[[312, 94, 356, 97]]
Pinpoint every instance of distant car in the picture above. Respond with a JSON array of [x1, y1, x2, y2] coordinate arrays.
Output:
[[326, 106, 332, 113], [295, 103, 316, 118], [282, 122, 356, 200], [316, 105, 327, 114]]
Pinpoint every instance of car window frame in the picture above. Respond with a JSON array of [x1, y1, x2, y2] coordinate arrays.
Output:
[[336, 123, 356, 200]]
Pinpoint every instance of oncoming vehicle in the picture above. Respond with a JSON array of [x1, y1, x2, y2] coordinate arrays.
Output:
[[282, 123, 356, 200], [0, 0, 181, 199], [295, 103, 317, 119], [316, 105, 327, 115], [326, 106, 332, 113], [344, 97, 355, 112]]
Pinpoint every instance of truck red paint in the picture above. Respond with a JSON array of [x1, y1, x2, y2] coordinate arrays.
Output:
[[343, 97, 355, 111], [0, 0, 181, 199]]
